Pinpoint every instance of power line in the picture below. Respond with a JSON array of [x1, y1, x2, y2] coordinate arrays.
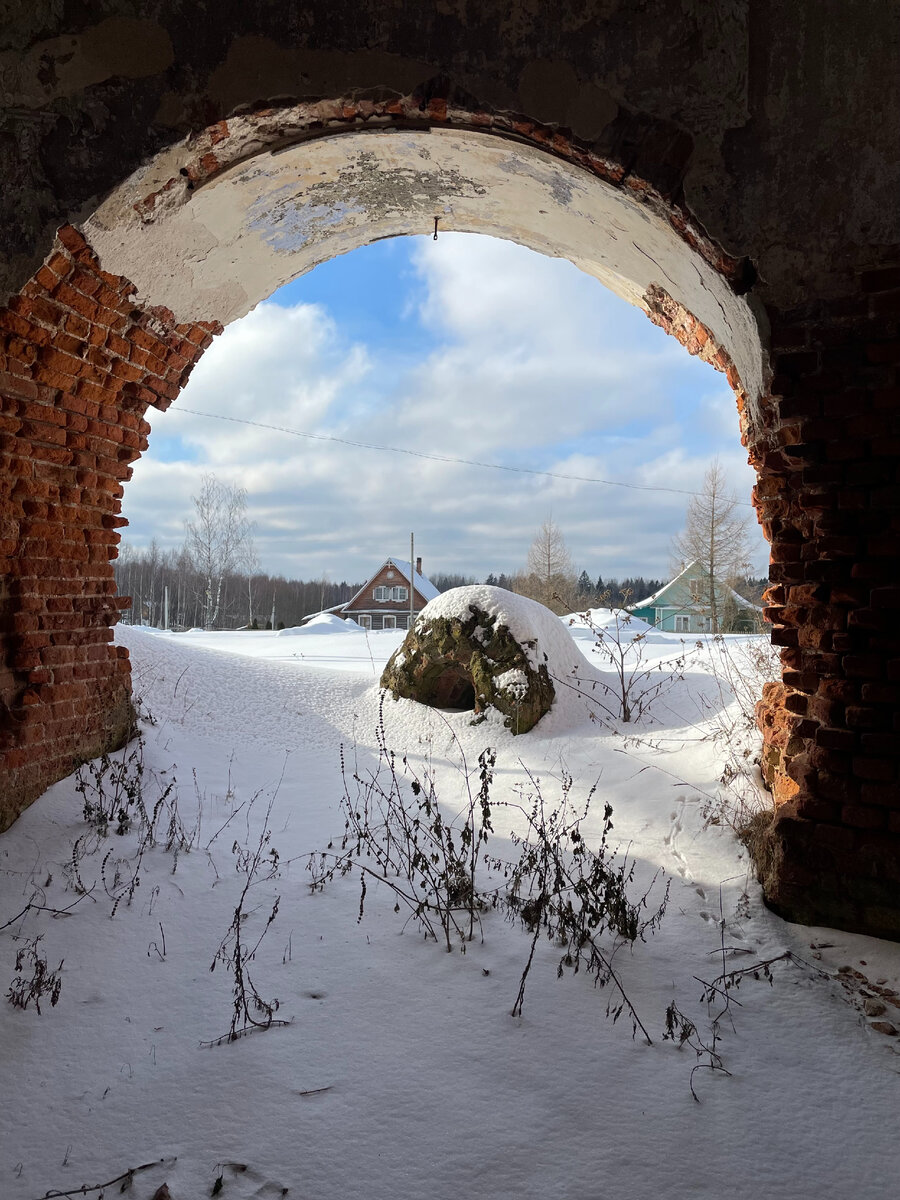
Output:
[[175, 406, 755, 505]]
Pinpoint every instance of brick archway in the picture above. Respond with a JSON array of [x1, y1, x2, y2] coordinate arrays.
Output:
[[1, 101, 767, 816], [2, 15, 899, 941]]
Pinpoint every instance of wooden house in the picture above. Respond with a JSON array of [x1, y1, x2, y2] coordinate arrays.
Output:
[[331, 556, 440, 631], [628, 561, 762, 633]]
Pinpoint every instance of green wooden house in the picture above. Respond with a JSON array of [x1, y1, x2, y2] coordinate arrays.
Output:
[[628, 561, 762, 633]]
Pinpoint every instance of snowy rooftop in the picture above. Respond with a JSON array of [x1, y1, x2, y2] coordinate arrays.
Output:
[[387, 557, 440, 601], [345, 557, 440, 609], [632, 560, 761, 610]]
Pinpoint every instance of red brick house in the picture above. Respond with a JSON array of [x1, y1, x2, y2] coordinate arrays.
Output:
[[330, 557, 440, 631]]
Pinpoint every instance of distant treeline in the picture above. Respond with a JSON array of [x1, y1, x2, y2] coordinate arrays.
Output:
[[483, 571, 670, 609], [114, 544, 767, 631], [486, 570, 767, 609], [114, 543, 361, 630], [428, 572, 479, 593]]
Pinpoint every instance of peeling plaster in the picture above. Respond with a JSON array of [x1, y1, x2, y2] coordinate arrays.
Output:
[[83, 125, 764, 418], [248, 197, 364, 253]]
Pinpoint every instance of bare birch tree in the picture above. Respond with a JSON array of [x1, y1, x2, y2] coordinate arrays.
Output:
[[185, 475, 253, 629], [243, 541, 260, 628], [671, 459, 753, 633]]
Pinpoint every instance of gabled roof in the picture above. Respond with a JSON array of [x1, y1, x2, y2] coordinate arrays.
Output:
[[631, 560, 761, 611], [342, 557, 440, 610], [631, 561, 695, 608], [723, 584, 763, 611], [388, 559, 440, 602]]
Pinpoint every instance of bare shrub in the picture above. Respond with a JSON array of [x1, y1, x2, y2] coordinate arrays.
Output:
[[69, 733, 198, 913], [76, 737, 150, 837], [697, 634, 781, 828], [664, 901, 817, 1102], [559, 601, 689, 724], [7, 935, 63, 1014], [494, 768, 669, 1039], [315, 709, 668, 1044], [310, 707, 495, 952], [204, 793, 290, 1046]]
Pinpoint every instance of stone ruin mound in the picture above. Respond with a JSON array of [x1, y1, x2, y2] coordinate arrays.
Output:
[[380, 586, 563, 734]]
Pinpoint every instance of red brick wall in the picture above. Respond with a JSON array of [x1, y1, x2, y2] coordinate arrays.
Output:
[[747, 283, 900, 936], [646, 279, 900, 938], [0, 227, 219, 828]]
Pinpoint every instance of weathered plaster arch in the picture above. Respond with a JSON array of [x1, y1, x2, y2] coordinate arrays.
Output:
[[82, 116, 766, 425]]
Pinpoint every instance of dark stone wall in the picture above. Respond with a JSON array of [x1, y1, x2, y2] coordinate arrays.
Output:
[[2, 2, 899, 307]]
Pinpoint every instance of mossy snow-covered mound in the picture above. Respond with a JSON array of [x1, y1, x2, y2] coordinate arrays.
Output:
[[380, 585, 586, 734]]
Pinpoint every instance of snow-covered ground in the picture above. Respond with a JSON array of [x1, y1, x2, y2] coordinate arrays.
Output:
[[2, 613, 899, 1200]]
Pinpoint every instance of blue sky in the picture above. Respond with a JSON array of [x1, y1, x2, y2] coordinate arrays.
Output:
[[123, 233, 767, 583]]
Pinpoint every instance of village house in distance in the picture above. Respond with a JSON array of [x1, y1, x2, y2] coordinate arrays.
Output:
[[629, 561, 762, 634], [323, 557, 439, 631]]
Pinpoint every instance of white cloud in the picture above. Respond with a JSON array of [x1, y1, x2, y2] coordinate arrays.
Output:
[[379, 236, 688, 456], [153, 302, 370, 466], [123, 236, 768, 584]]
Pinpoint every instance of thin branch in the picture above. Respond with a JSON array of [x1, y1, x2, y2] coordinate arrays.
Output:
[[0, 890, 94, 933], [34, 1157, 175, 1199]]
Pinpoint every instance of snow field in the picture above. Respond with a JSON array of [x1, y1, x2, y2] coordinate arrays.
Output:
[[0, 618, 898, 1200]]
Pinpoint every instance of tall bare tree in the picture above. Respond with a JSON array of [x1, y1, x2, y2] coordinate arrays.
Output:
[[185, 474, 253, 629], [671, 459, 753, 633], [243, 541, 260, 628], [516, 517, 577, 613]]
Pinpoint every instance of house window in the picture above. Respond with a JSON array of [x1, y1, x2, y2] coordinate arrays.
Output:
[[383, 615, 396, 629], [359, 615, 371, 629], [689, 579, 703, 602], [675, 615, 690, 633], [374, 584, 408, 601]]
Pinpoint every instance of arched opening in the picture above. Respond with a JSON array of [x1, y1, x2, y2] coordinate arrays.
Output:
[[117, 226, 763, 626], [431, 669, 477, 712], [93, 111, 768, 771], [1, 97, 898, 940]]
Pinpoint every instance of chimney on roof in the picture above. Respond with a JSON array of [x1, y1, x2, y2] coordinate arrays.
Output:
[[415, 556, 422, 575]]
